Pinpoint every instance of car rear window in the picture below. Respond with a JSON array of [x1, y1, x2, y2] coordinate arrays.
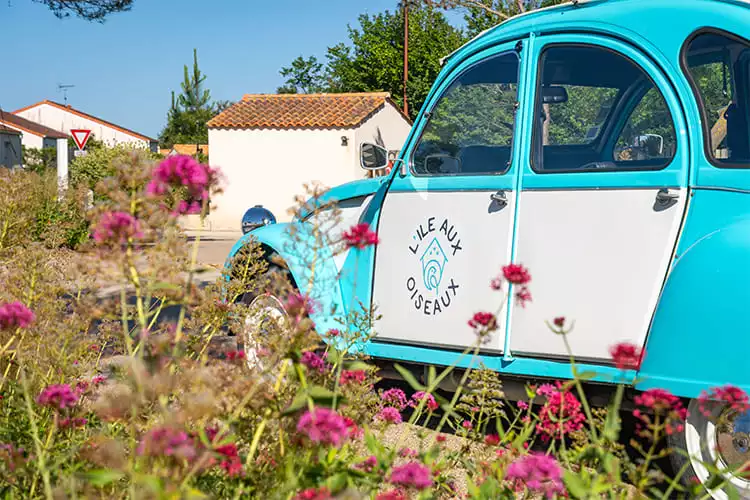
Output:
[[684, 30, 750, 167]]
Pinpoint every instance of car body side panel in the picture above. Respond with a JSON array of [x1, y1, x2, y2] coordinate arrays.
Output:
[[637, 188, 750, 398]]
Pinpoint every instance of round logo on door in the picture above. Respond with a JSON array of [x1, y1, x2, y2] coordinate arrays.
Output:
[[406, 216, 462, 316]]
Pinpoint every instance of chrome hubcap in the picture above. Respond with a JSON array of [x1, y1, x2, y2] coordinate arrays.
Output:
[[242, 294, 288, 369], [716, 408, 750, 481]]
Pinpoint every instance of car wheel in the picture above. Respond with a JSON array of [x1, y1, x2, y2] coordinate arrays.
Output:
[[668, 398, 750, 499], [239, 292, 289, 370]]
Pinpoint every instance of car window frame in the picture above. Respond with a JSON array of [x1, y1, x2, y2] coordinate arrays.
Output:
[[408, 49, 522, 178], [530, 42, 678, 175], [680, 27, 750, 170]]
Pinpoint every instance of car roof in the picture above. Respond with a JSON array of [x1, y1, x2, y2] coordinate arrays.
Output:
[[442, 0, 750, 71]]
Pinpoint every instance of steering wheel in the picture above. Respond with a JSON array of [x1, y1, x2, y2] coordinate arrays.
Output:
[[579, 161, 617, 170]]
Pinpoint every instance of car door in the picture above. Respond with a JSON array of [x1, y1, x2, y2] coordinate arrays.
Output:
[[371, 41, 526, 352], [508, 35, 689, 363]]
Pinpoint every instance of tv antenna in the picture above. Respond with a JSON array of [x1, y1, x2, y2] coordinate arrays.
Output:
[[57, 83, 75, 105]]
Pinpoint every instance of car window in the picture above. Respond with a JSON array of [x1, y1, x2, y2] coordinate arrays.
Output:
[[412, 51, 519, 176], [684, 31, 750, 167], [614, 88, 677, 162], [532, 44, 676, 173]]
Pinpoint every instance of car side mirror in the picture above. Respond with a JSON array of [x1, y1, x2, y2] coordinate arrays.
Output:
[[542, 86, 568, 104], [360, 142, 389, 171]]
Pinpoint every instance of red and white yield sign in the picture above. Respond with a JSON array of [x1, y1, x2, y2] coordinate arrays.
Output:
[[70, 129, 92, 150]]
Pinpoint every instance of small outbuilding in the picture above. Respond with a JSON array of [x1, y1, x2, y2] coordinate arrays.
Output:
[[204, 92, 411, 233], [0, 126, 22, 169]]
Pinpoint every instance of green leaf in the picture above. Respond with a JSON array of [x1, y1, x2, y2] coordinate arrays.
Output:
[[308, 385, 336, 400], [563, 470, 589, 499], [85, 469, 124, 487], [326, 472, 348, 492], [344, 360, 373, 372], [727, 484, 741, 500], [281, 392, 308, 415], [394, 364, 425, 391]]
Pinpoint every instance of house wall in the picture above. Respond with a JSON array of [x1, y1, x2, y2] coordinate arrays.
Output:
[[0, 133, 22, 168], [15, 104, 152, 150]]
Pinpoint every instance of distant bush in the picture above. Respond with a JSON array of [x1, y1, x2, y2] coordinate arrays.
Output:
[[69, 138, 162, 193], [22, 146, 57, 175]]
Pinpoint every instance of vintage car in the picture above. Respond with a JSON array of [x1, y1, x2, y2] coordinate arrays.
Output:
[[225, 0, 750, 496]]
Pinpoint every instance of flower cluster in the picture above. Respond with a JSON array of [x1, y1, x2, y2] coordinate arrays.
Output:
[[339, 369, 366, 386], [492, 264, 532, 307], [536, 385, 586, 441], [468, 311, 498, 344], [285, 293, 318, 320], [698, 385, 750, 417], [297, 407, 349, 447], [294, 487, 331, 500], [355, 455, 378, 472], [410, 391, 439, 412], [388, 462, 433, 490], [375, 407, 403, 424], [0, 301, 34, 330], [381, 388, 408, 411], [609, 342, 642, 370], [92, 211, 143, 246], [147, 155, 219, 215], [506, 453, 565, 499], [342, 223, 379, 249], [300, 351, 326, 374], [36, 384, 79, 411], [225, 350, 246, 362], [137, 426, 198, 462], [633, 388, 688, 436]]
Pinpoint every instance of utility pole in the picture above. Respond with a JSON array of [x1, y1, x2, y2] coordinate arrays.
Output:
[[403, 1, 409, 117]]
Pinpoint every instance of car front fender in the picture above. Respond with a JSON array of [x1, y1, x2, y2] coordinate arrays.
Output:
[[637, 216, 750, 398], [223, 222, 347, 336]]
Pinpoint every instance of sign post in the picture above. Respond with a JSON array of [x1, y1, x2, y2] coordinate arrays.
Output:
[[70, 129, 91, 155]]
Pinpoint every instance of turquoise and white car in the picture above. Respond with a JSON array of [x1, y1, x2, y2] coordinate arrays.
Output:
[[226, 0, 750, 495]]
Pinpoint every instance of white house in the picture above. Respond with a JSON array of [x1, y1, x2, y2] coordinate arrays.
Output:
[[0, 126, 22, 168], [13, 100, 158, 152], [204, 92, 412, 233]]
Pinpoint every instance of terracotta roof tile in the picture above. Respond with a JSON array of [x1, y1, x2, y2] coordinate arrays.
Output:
[[0, 125, 21, 135], [207, 92, 408, 130], [0, 112, 68, 139]]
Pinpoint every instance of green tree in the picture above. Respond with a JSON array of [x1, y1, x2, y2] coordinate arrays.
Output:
[[159, 49, 219, 149], [323, 4, 465, 120], [32, 0, 133, 21], [425, 0, 565, 37], [277, 56, 328, 94]]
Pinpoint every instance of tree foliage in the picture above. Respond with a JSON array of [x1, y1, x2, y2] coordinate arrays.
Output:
[[278, 5, 465, 120], [33, 0, 132, 21], [159, 49, 225, 149]]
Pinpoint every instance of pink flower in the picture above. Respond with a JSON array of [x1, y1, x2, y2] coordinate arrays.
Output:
[[0, 302, 35, 330], [381, 388, 408, 410], [137, 426, 198, 462], [342, 416, 362, 439], [59, 417, 87, 429], [515, 286, 532, 307], [36, 384, 79, 410], [91, 375, 106, 385], [215, 443, 243, 477], [537, 384, 557, 397], [339, 369, 366, 386], [92, 211, 143, 246], [375, 407, 403, 424], [633, 388, 688, 436], [490, 277, 503, 290], [609, 342, 642, 370], [506, 453, 565, 499], [698, 385, 750, 417], [147, 155, 217, 201], [284, 293, 317, 318], [462, 420, 473, 429], [225, 350, 246, 362], [536, 387, 586, 441], [356, 455, 378, 472], [502, 264, 531, 285], [342, 223, 379, 249], [468, 312, 497, 331], [410, 391, 438, 412], [517, 400, 529, 410], [326, 328, 340, 337], [300, 351, 326, 374], [485, 434, 500, 446], [388, 461, 433, 490], [297, 407, 349, 447], [553, 316, 565, 328], [293, 487, 331, 500]]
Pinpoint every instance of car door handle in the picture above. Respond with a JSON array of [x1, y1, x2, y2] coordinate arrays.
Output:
[[490, 191, 508, 204], [656, 188, 679, 203]]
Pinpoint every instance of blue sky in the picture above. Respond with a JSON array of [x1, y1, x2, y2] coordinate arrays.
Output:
[[1, 1, 464, 139]]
